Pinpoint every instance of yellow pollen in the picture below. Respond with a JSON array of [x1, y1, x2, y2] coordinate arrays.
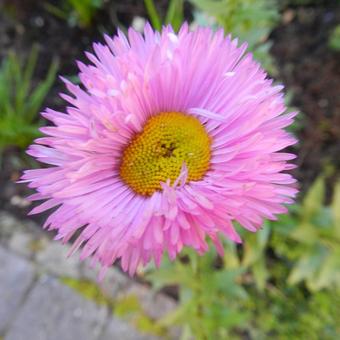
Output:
[[119, 112, 211, 196]]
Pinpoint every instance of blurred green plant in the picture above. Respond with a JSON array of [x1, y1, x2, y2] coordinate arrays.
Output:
[[245, 280, 340, 339], [189, 0, 280, 74], [146, 176, 340, 338], [273, 177, 340, 291], [147, 249, 249, 339], [329, 24, 340, 51], [144, 0, 184, 32], [0, 47, 58, 151], [45, 0, 104, 28], [115, 294, 167, 336]]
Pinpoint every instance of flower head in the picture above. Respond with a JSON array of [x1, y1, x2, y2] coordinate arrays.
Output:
[[22, 24, 297, 277]]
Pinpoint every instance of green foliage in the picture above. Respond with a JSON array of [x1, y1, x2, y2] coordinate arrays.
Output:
[[144, 0, 184, 32], [147, 176, 340, 338], [45, 0, 104, 28], [275, 177, 340, 291], [144, 0, 162, 31], [0, 47, 57, 151], [245, 284, 340, 339], [329, 24, 340, 51], [241, 222, 271, 291], [190, 0, 280, 73], [115, 294, 167, 336], [147, 250, 249, 339]]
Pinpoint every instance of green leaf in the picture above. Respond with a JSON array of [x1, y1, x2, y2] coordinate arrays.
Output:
[[301, 176, 325, 220], [252, 259, 268, 291], [27, 59, 58, 121], [165, 0, 184, 31], [144, 0, 162, 31], [0, 48, 58, 152], [157, 301, 192, 327], [329, 24, 340, 51], [18, 45, 39, 113], [290, 222, 318, 244], [309, 251, 340, 291], [288, 250, 327, 286], [223, 241, 240, 268], [146, 260, 196, 290], [332, 181, 340, 237], [180, 324, 193, 340], [242, 225, 270, 268]]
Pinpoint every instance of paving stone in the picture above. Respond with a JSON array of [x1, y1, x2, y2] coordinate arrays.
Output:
[[79, 258, 139, 302], [36, 242, 82, 278], [117, 284, 177, 320], [8, 231, 36, 258], [0, 211, 43, 249], [116, 283, 180, 339], [0, 212, 25, 241], [5, 275, 108, 340], [82, 263, 177, 320], [0, 246, 35, 334], [101, 317, 159, 340], [99, 267, 133, 299], [1, 212, 179, 338], [82, 264, 179, 338]]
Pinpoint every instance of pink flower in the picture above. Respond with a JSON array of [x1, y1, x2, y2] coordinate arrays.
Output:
[[22, 24, 297, 277]]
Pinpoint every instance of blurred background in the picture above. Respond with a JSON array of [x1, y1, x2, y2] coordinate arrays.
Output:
[[0, 0, 339, 339]]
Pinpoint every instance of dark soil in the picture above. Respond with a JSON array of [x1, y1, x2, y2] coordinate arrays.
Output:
[[0, 1, 339, 223], [271, 3, 340, 196]]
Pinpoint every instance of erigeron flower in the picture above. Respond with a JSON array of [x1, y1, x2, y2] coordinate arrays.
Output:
[[22, 24, 297, 277]]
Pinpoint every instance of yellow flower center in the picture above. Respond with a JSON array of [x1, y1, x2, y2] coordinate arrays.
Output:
[[119, 112, 211, 196]]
